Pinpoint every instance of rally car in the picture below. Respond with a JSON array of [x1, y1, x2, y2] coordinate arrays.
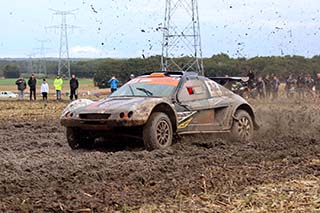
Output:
[[60, 72, 259, 150]]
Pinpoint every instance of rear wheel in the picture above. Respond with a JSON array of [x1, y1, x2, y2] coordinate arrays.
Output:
[[143, 112, 173, 151], [231, 110, 253, 142], [66, 128, 94, 149]]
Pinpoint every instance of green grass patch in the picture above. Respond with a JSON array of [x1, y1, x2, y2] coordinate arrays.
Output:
[[0, 79, 16, 86]]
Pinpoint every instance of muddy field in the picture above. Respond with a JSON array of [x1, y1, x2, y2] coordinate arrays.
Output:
[[0, 100, 319, 212]]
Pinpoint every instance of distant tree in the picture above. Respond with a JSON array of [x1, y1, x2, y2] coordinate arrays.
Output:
[[3, 64, 20, 78], [93, 63, 114, 88], [2, 54, 320, 81]]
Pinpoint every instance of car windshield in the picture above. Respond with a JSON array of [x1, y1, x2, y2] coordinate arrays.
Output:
[[110, 77, 179, 97]]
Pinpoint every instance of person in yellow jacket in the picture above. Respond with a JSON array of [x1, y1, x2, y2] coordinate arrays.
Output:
[[54, 75, 63, 100]]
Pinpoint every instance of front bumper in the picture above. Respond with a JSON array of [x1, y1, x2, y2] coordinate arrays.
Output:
[[60, 118, 146, 130]]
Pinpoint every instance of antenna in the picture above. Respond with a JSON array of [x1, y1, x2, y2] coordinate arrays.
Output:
[[161, 0, 204, 75], [46, 9, 79, 78]]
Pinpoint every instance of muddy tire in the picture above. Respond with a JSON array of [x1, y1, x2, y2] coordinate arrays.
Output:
[[231, 110, 253, 142], [143, 112, 173, 151], [66, 128, 93, 149]]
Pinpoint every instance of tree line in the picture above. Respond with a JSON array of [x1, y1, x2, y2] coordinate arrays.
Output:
[[1, 54, 320, 84]]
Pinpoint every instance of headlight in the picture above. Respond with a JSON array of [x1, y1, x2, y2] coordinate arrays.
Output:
[[61, 99, 94, 118], [119, 111, 134, 119], [65, 111, 74, 118]]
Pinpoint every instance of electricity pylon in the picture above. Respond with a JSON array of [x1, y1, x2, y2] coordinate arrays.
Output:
[[36, 39, 50, 76], [161, 0, 204, 75], [26, 53, 35, 74], [46, 9, 78, 78]]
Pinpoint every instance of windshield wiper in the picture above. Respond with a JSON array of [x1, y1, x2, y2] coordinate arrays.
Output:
[[136, 87, 153, 96]]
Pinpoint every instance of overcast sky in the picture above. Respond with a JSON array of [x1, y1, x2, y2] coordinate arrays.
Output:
[[0, 0, 319, 58]]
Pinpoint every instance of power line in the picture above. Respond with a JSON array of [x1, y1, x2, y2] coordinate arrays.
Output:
[[46, 9, 79, 78], [161, 0, 204, 75]]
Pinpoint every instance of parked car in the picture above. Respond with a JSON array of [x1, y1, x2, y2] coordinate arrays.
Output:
[[0, 91, 18, 98], [61, 72, 259, 150]]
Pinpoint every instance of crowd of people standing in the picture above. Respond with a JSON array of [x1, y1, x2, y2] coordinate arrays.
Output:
[[249, 71, 320, 101], [255, 74, 281, 100], [15, 74, 79, 102]]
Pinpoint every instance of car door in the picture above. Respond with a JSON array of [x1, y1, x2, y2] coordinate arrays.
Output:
[[175, 77, 215, 133], [204, 79, 233, 130]]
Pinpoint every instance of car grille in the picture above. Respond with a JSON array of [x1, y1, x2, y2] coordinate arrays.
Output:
[[79, 113, 111, 120]]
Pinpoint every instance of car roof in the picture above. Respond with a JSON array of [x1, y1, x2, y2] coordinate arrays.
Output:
[[210, 76, 249, 81], [141, 71, 200, 78], [137, 71, 223, 87], [130, 73, 180, 87]]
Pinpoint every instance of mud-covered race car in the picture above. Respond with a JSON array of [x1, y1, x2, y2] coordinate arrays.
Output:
[[61, 72, 259, 150]]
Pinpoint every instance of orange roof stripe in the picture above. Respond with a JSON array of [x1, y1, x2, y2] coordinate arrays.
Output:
[[129, 76, 179, 87], [149, 73, 166, 77]]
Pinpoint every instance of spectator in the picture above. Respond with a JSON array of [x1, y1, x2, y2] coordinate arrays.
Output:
[[54, 75, 63, 100], [264, 74, 272, 99], [271, 75, 280, 100], [28, 74, 37, 101], [296, 75, 305, 100], [108, 76, 119, 93], [305, 75, 314, 89], [40, 79, 49, 102], [285, 75, 296, 98], [15, 76, 27, 100], [247, 70, 255, 89], [305, 74, 315, 98], [315, 73, 320, 100], [256, 76, 266, 99], [69, 74, 79, 101]]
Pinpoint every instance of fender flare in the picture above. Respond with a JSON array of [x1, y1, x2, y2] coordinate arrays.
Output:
[[149, 103, 178, 132], [233, 103, 260, 130]]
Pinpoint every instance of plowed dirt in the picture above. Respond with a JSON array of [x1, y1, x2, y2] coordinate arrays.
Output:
[[0, 100, 319, 212]]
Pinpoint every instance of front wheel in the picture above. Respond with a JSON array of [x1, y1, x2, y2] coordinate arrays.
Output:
[[143, 112, 173, 151], [231, 110, 253, 142], [66, 128, 94, 149]]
